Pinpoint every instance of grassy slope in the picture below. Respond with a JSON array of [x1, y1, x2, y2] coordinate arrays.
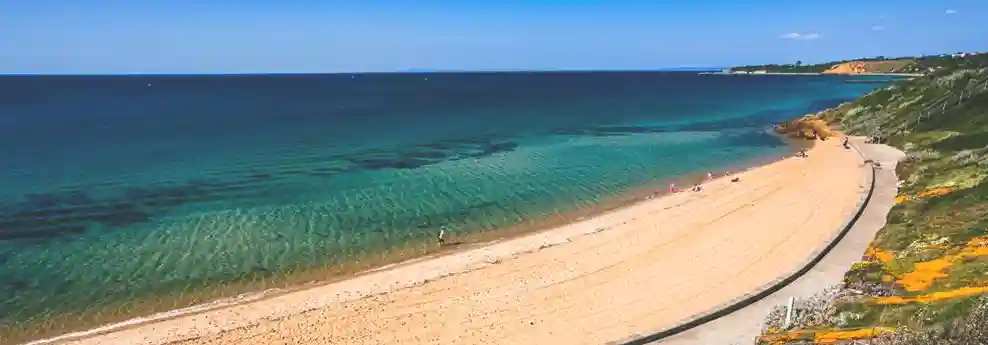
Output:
[[758, 53, 988, 343]]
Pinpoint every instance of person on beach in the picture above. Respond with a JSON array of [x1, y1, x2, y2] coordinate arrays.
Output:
[[692, 184, 702, 192], [706, 172, 713, 181], [669, 183, 678, 193], [842, 137, 850, 149], [438, 227, 446, 246]]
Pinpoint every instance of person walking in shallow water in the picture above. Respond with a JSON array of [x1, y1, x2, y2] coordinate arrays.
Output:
[[438, 227, 446, 246]]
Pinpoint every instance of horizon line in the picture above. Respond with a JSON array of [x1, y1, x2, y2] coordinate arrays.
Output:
[[0, 67, 727, 77]]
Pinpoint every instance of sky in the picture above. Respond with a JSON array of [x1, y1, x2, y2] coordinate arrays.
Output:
[[2, 0, 987, 74]]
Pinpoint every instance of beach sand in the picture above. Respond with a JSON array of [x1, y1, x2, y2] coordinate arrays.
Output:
[[53, 138, 865, 345]]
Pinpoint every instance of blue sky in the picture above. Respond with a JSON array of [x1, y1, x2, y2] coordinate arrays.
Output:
[[2, 0, 986, 74]]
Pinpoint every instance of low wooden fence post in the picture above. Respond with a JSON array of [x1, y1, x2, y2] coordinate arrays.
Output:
[[784, 297, 796, 328]]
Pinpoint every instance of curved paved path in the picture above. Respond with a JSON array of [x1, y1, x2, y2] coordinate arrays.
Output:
[[650, 138, 904, 345]]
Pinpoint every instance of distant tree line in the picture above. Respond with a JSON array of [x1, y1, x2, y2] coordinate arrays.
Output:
[[729, 62, 833, 73], [901, 52, 988, 73], [730, 52, 988, 74]]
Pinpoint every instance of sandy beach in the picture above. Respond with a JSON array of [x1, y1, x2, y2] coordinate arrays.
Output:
[[47, 138, 866, 345]]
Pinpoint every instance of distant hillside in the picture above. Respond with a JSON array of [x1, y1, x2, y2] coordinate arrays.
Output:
[[820, 59, 914, 74], [758, 53, 988, 344], [731, 53, 987, 75], [729, 58, 913, 74], [655, 66, 724, 71]]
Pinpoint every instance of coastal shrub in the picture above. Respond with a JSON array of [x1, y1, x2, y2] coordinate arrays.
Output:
[[870, 296, 988, 344], [761, 286, 846, 333], [757, 55, 988, 344], [844, 261, 896, 297], [907, 149, 942, 161], [773, 117, 836, 140]]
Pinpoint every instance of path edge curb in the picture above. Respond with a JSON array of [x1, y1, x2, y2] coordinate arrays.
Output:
[[611, 142, 878, 345]]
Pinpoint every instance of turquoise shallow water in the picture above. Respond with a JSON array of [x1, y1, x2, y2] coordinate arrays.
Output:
[[0, 72, 891, 331]]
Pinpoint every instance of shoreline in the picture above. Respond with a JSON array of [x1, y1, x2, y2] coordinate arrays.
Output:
[[6, 135, 809, 345], [617, 137, 877, 345], [700, 72, 924, 77], [54, 136, 863, 345]]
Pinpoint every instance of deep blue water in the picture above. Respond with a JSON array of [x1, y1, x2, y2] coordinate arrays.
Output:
[[0, 72, 890, 331]]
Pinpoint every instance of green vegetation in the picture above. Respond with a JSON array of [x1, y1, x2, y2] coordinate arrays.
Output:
[[758, 53, 988, 344], [730, 53, 987, 74], [897, 53, 988, 74], [729, 61, 838, 73]]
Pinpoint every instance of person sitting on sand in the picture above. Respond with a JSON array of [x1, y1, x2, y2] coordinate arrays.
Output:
[[692, 184, 702, 192], [796, 149, 808, 158], [669, 183, 678, 193], [438, 227, 446, 246], [731, 176, 741, 183]]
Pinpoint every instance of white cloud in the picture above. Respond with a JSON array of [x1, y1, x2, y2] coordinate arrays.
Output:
[[871, 25, 886, 31], [945, 9, 958, 15], [780, 32, 821, 41]]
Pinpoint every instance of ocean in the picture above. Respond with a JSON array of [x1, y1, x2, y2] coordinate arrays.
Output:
[[0, 72, 890, 338]]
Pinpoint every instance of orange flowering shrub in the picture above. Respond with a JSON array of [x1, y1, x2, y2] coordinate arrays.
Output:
[[760, 331, 806, 344], [897, 258, 954, 292], [888, 236, 988, 295], [960, 236, 988, 257], [916, 187, 954, 199], [875, 286, 988, 305], [815, 327, 895, 344], [761, 327, 895, 344], [865, 246, 896, 263], [894, 187, 955, 205]]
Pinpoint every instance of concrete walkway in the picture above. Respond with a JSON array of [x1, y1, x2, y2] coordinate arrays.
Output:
[[648, 139, 905, 345]]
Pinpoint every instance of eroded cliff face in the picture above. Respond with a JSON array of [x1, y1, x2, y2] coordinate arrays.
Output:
[[822, 61, 868, 74], [821, 60, 914, 74]]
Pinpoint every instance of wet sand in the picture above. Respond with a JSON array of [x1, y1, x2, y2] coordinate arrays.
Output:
[[50, 139, 865, 345]]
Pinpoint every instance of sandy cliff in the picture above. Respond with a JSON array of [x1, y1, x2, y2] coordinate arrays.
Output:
[[821, 60, 914, 75]]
